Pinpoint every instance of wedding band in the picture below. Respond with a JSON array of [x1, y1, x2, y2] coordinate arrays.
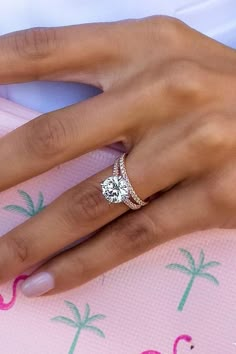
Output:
[[101, 153, 148, 210]]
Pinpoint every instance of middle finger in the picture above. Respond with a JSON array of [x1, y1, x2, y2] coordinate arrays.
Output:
[[0, 88, 134, 191]]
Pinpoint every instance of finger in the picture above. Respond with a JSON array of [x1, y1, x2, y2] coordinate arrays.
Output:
[[0, 134, 202, 284], [0, 23, 120, 87], [20, 180, 213, 296], [0, 88, 132, 190], [0, 165, 125, 283]]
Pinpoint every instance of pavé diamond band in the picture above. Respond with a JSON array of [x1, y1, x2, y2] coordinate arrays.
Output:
[[101, 153, 148, 210]]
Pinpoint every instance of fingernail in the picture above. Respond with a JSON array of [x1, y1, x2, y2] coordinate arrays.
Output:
[[20, 272, 55, 297]]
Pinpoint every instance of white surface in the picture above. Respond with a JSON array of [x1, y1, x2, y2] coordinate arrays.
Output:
[[0, 0, 235, 113]]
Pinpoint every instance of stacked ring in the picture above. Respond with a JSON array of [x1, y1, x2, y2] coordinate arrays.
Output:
[[101, 153, 148, 210]]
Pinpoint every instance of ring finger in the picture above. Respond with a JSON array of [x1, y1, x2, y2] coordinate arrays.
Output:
[[0, 133, 199, 284]]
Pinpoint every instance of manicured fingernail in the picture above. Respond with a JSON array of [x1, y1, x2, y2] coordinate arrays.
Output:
[[20, 272, 55, 297]]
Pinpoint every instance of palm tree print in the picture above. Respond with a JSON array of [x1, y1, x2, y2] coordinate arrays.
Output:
[[3, 189, 46, 217], [51, 301, 106, 354], [166, 248, 221, 311]]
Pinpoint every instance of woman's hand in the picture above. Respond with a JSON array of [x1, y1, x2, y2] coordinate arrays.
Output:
[[0, 16, 235, 297]]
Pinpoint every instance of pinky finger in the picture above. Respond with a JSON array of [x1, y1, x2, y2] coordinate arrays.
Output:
[[20, 181, 213, 297]]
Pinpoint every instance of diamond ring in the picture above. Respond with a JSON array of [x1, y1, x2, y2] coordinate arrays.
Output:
[[101, 153, 148, 210]]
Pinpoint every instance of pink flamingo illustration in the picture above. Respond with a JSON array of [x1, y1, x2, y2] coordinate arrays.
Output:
[[0, 274, 28, 310], [141, 334, 194, 354]]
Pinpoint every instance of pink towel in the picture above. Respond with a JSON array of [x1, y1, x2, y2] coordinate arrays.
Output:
[[0, 97, 235, 354]]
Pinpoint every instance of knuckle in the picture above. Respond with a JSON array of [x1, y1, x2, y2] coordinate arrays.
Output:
[[13, 27, 58, 60], [190, 114, 229, 152], [109, 211, 156, 254], [206, 172, 236, 210], [7, 236, 29, 265], [163, 60, 205, 100], [148, 15, 184, 44], [66, 182, 109, 226], [25, 115, 68, 159]]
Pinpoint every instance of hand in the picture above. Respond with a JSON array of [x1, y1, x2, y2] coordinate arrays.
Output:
[[0, 16, 235, 297]]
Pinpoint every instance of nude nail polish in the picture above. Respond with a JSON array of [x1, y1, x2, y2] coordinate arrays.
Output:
[[20, 272, 55, 297]]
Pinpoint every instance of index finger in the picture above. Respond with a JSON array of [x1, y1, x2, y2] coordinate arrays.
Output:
[[0, 23, 119, 87]]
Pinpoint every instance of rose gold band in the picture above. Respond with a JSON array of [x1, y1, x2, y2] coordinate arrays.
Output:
[[113, 153, 148, 210]]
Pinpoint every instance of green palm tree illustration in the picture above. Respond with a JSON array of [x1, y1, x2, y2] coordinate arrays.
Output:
[[3, 189, 46, 217], [166, 248, 221, 311], [51, 301, 106, 354]]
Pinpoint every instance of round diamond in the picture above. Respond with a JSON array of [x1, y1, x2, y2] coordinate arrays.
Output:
[[101, 176, 129, 203]]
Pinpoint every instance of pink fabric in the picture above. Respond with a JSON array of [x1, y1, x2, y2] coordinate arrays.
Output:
[[0, 97, 235, 353]]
